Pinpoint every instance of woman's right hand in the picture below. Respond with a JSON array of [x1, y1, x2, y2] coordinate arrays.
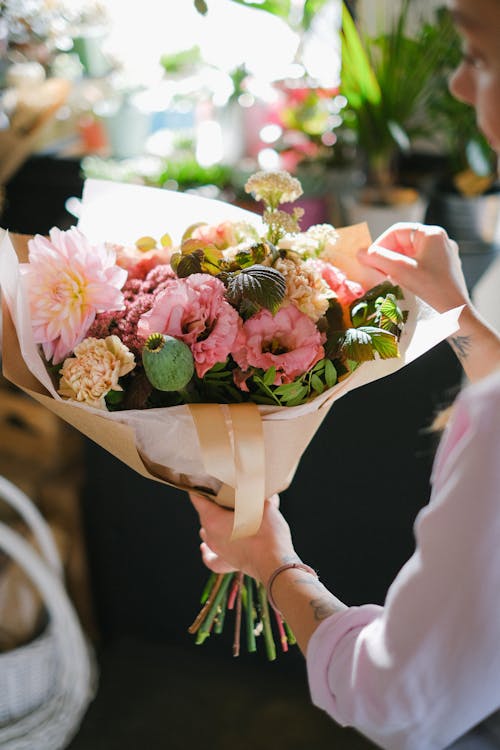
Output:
[[358, 222, 471, 313]]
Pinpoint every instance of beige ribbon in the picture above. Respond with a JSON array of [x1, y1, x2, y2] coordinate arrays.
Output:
[[188, 403, 265, 539]]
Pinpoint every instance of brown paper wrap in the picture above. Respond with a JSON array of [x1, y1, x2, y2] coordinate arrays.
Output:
[[4, 221, 463, 543], [1, 229, 375, 538]]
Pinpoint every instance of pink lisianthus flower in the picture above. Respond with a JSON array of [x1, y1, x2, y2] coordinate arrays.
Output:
[[307, 258, 365, 306], [231, 305, 325, 387], [23, 227, 127, 364], [138, 273, 241, 378]]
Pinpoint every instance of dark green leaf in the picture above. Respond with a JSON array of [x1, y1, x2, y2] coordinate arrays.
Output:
[[226, 265, 286, 314], [351, 300, 369, 327], [339, 328, 376, 362], [176, 252, 203, 278]]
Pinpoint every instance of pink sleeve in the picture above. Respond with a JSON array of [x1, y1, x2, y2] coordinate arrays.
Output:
[[306, 371, 500, 750]]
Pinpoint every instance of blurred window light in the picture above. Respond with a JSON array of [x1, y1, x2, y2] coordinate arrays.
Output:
[[260, 124, 282, 144], [257, 147, 280, 170], [196, 119, 224, 166]]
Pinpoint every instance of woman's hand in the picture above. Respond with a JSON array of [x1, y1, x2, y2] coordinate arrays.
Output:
[[359, 222, 500, 382], [189, 493, 298, 584], [358, 222, 470, 313]]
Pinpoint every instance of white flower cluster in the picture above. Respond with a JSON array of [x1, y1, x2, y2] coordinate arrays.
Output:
[[278, 224, 340, 258]]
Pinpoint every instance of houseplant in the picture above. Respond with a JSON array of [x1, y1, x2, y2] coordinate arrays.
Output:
[[338, 0, 456, 235]]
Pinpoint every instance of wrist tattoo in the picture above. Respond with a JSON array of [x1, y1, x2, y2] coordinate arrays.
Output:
[[450, 334, 471, 360], [310, 596, 343, 621], [294, 575, 343, 621]]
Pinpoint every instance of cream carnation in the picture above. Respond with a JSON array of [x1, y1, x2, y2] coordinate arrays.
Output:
[[59, 335, 135, 410], [274, 256, 333, 322]]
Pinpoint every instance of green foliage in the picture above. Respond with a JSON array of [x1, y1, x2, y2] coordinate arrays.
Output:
[[225, 265, 287, 316], [250, 358, 338, 407], [160, 46, 202, 73], [340, 0, 456, 189]]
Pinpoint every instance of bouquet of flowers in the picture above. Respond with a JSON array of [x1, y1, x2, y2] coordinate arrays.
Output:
[[0, 171, 461, 659]]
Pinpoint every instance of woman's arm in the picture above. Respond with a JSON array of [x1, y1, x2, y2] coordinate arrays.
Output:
[[191, 371, 500, 748], [358, 222, 500, 383], [190, 493, 347, 653]]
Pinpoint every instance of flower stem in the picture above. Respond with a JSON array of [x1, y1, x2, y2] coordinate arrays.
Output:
[[284, 621, 297, 646], [244, 575, 257, 653], [233, 572, 244, 657], [257, 582, 276, 661], [195, 573, 234, 644], [214, 588, 228, 635], [200, 572, 217, 604], [188, 573, 224, 634]]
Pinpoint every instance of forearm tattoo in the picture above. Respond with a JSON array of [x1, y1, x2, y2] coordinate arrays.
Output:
[[450, 334, 472, 360], [296, 575, 345, 621]]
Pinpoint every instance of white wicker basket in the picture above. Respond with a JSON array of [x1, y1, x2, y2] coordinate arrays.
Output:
[[0, 475, 97, 749]]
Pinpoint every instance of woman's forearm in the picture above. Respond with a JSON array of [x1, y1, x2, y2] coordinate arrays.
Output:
[[255, 558, 348, 654], [448, 304, 500, 383]]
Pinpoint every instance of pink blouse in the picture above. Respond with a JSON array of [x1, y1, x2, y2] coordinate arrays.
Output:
[[307, 368, 500, 750]]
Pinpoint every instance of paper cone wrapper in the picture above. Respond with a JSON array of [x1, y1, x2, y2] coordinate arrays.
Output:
[[0, 181, 462, 538]]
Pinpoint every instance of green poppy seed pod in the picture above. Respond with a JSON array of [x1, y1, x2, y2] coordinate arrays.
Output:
[[142, 333, 194, 391]]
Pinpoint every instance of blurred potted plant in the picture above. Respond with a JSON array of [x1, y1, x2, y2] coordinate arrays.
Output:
[[423, 7, 499, 288], [338, 0, 456, 236]]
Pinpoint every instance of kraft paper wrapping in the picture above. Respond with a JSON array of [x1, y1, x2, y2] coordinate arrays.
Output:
[[0, 182, 462, 538]]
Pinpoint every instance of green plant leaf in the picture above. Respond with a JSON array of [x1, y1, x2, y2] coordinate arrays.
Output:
[[262, 366, 277, 386], [339, 328, 376, 362], [366, 328, 400, 359], [226, 0, 291, 18], [324, 358, 337, 388], [226, 265, 286, 314], [376, 293, 404, 325], [302, 0, 330, 29], [311, 374, 324, 394], [175, 252, 203, 278], [351, 300, 369, 327], [194, 0, 208, 14], [341, 2, 382, 110]]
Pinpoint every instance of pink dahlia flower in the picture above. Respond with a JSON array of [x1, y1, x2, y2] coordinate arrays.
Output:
[[23, 227, 127, 364], [138, 273, 241, 378], [307, 258, 364, 306], [231, 304, 324, 386]]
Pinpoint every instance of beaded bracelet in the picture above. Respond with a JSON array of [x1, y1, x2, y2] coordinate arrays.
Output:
[[266, 562, 318, 613]]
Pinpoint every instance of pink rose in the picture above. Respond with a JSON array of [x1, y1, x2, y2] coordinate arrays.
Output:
[[231, 305, 324, 386], [138, 274, 241, 378], [191, 221, 238, 250], [113, 242, 173, 281], [308, 259, 364, 306]]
